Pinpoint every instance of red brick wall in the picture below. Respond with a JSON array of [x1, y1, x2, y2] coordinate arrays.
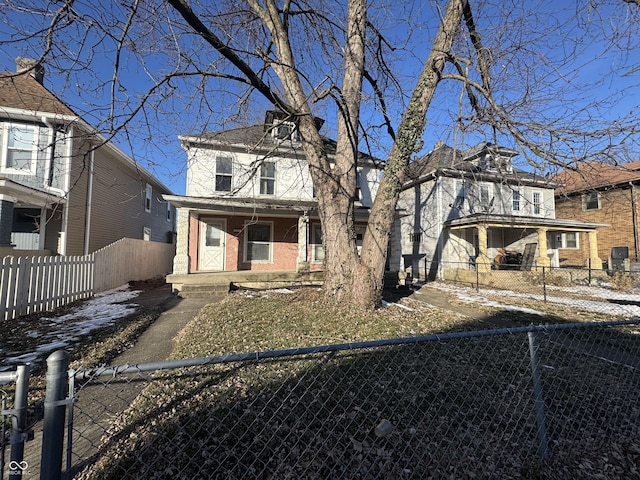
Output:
[[555, 186, 640, 265]]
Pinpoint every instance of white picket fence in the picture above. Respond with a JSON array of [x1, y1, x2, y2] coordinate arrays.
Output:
[[0, 238, 175, 321]]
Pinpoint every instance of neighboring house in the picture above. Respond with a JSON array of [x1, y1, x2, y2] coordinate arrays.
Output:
[[0, 58, 175, 257], [164, 111, 381, 292], [390, 141, 606, 281], [553, 160, 640, 267]]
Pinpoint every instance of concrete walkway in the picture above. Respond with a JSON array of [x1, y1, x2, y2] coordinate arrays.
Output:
[[112, 285, 222, 365]]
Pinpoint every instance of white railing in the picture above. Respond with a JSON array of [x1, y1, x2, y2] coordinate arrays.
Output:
[[0, 238, 175, 321]]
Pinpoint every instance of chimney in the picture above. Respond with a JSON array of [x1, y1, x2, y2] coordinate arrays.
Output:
[[15, 57, 45, 84]]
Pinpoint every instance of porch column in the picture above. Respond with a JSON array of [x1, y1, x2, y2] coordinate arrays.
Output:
[[588, 230, 603, 270], [297, 212, 310, 273], [172, 207, 191, 275], [0, 194, 16, 247], [536, 227, 551, 268], [475, 225, 491, 273]]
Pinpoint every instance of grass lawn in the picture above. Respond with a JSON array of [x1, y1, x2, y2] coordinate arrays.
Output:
[[73, 288, 640, 480]]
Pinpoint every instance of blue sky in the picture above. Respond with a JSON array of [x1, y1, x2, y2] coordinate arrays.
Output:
[[0, 0, 638, 195]]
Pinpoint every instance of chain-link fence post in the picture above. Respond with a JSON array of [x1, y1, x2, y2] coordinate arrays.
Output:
[[8, 364, 31, 480], [527, 331, 549, 462], [40, 351, 69, 480]]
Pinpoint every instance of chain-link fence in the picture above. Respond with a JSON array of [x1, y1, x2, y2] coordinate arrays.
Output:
[[31, 319, 636, 479]]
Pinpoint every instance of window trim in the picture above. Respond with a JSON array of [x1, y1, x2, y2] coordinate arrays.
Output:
[[512, 189, 521, 212], [272, 121, 299, 142], [215, 155, 233, 192], [479, 183, 491, 209], [556, 232, 579, 249], [259, 161, 276, 195], [244, 221, 273, 263], [583, 191, 600, 211], [532, 190, 543, 216], [1, 123, 39, 176], [145, 184, 152, 213], [453, 180, 465, 209], [311, 223, 324, 263]]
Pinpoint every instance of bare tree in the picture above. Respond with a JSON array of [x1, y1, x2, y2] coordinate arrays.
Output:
[[1, 0, 638, 308]]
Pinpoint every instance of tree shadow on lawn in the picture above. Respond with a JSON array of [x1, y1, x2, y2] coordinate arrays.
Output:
[[71, 312, 640, 480]]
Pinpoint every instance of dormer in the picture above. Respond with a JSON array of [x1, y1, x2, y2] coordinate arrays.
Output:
[[463, 142, 517, 174], [264, 110, 325, 143]]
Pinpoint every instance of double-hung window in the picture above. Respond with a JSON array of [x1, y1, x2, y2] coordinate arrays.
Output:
[[260, 161, 276, 195], [479, 184, 491, 209], [512, 190, 521, 212], [245, 222, 272, 262], [453, 181, 465, 209], [215, 156, 233, 192], [1, 124, 38, 175], [532, 191, 543, 215], [583, 192, 600, 211]]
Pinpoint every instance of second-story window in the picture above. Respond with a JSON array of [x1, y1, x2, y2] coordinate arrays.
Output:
[[145, 184, 152, 213], [260, 161, 275, 195], [1, 124, 38, 175], [479, 184, 491, 209], [583, 191, 600, 211], [512, 190, 521, 212], [215, 156, 232, 192], [454, 181, 465, 209], [532, 191, 542, 215]]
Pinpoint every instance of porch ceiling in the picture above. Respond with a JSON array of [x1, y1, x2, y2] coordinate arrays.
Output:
[[445, 213, 607, 232]]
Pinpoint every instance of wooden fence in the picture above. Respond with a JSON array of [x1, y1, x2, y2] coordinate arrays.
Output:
[[0, 238, 175, 321]]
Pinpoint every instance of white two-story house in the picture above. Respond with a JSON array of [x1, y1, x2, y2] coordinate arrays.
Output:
[[390, 141, 606, 281], [165, 111, 381, 292]]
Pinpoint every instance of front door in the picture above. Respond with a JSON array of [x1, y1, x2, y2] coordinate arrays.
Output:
[[198, 219, 226, 271]]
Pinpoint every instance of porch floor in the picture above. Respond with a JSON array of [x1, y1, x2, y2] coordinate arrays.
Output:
[[167, 270, 324, 297]]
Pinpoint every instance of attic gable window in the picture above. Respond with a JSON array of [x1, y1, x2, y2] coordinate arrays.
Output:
[[583, 191, 600, 211], [215, 156, 233, 192], [1, 123, 38, 175], [272, 121, 299, 142]]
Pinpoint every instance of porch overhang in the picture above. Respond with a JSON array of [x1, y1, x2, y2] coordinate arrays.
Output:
[[163, 194, 372, 221], [0, 178, 66, 207], [444, 213, 607, 232]]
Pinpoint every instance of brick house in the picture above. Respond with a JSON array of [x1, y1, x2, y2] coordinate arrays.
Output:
[[554, 161, 640, 267], [164, 111, 382, 293]]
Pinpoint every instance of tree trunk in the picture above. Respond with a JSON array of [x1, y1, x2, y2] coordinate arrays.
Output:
[[356, 0, 468, 309]]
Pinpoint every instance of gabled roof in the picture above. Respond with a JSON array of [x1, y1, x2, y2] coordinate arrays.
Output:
[[180, 124, 382, 167], [0, 72, 77, 117], [553, 161, 640, 194]]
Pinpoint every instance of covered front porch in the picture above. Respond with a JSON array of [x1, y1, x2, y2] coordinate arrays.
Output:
[[443, 214, 607, 276], [164, 195, 375, 293]]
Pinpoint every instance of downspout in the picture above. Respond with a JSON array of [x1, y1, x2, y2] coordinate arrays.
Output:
[[83, 148, 95, 255], [436, 175, 444, 279], [631, 182, 639, 261]]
